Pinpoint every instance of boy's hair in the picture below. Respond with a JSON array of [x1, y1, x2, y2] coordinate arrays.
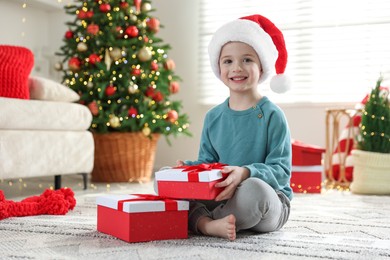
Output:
[[208, 14, 291, 93]]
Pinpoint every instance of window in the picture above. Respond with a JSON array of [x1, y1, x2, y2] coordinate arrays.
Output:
[[198, 0, 390, 105]]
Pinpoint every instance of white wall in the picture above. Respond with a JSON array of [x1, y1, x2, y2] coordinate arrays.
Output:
[[0, 0, 354, 169]]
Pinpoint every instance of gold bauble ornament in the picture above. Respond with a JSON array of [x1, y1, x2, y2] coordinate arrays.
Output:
[[142, 126, 151, 136], [138, 47, 152, 62], [54, 62, 63, 71], [87, 81, 93, 88], [128, 83, 138, 94], [109, 47, 122, 60], [129, 14, 137, 22], [77, 42, 88, 52], [141, 3, 152, 12], [109, 116, 121, 128]]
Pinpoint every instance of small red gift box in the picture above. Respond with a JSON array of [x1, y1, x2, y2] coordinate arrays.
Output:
[[96, 194, 189, 243], [291, 165, 323, 193], [292, 140, 325, 166], [155, 163, 227, 200]]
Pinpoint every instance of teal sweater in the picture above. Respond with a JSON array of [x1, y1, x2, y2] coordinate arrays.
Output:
[[185, 97, 292, 200]]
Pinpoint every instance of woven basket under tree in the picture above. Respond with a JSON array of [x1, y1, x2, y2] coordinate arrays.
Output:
[[56, 1, 191, 182], [92, 133, 160, 182]]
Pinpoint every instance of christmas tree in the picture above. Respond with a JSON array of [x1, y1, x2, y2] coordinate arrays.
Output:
[[357, 76, 390, 153], [56, 0, 190, 142]]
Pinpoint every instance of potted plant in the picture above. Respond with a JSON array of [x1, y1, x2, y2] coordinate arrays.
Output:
[[56, 0, 191, 182], [350, 76, 390, 194]]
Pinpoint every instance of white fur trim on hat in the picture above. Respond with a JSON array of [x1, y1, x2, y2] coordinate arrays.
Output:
[[208, 15, 291, 93]]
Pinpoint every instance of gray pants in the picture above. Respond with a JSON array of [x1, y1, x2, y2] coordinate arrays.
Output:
[[188, 178, 291, 234]]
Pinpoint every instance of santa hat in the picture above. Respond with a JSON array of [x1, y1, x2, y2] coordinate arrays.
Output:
[[208, 14, 291, 93]]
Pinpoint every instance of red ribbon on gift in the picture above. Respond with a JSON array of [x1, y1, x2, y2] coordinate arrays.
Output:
[[117, 194, 178, 212], [175, 163, 227, 182]]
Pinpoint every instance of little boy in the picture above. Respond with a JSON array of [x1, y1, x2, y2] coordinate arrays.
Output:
[[181, 14, 292, 240]]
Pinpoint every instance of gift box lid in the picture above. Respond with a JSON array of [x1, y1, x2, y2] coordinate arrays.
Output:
[[155, 168, 224, 182], [96, 194, 189, 213], [292, 139, 325, 154]]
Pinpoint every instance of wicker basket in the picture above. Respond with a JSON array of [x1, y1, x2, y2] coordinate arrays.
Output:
[[350, 149, 390, 195], [91, 132, 160, 182]]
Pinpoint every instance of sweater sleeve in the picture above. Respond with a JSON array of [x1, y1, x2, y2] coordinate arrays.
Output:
[[244, 109, 293, 200]]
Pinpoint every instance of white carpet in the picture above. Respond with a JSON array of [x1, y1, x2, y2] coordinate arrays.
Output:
[[1, 178, 390, 259]]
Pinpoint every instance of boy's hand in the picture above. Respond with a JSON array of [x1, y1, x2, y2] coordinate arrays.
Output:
[[214, 166, 250, 201], [176, 160, 184, 166]]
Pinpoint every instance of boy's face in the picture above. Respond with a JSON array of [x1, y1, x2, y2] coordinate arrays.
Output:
[[219, 42, 262, 93]]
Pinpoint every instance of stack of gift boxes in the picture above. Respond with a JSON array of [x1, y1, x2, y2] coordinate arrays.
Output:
[[96, 163, 227, 243], [291, 140, 325, 193], [96, 141, 326, 243]]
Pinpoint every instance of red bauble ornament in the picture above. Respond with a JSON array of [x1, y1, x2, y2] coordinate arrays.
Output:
[[77, 10, 88, 19], [86, 11, 94, 19], [146, 18, 160, 33], [65, 30, 74, 39], [125, 26, 139, 38], [166, 110, 179, 123], [88, 54, 101, 65], [99, 3, 111, 12], [128, 106, 138, 117], [134, 0, 142, 12], [145, 86, 155, 97], [150, 61, 158, 71], [169, 81, 180, 94], [153, 91, 163, 102], [119, 1, 129, 9], [144, 36, 149, 43], [105, 85, 116, 96], [131, 68, 141, 76], [87, 24, 99, 35], [164, 59, 176, 70], [88, 101, 99, 116], [68, 57, 81, 72]]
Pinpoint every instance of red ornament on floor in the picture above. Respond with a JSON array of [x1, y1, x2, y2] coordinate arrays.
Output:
[[0, 188, 76, 220]]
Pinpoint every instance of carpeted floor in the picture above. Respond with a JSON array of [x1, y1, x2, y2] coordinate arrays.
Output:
[[1, 176, 390, 259]]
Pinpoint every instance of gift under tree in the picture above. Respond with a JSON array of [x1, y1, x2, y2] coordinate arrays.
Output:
[[56, 0, 191, 182]]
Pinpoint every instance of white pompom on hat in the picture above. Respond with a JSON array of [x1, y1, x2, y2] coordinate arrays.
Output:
[[208, 14, 291, 93]]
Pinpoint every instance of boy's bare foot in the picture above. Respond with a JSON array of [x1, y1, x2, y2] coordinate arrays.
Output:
[[197, 214, 236, 240]]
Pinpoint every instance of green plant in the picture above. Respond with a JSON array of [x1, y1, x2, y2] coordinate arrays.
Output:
[[357, 76, 390, 153], [56, 0, 191, 143]]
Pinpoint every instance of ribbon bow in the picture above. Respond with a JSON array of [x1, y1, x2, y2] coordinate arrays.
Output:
[[117, 194, 178, 211], [177, 163, 227, 172], [175, 163, 227, 182]]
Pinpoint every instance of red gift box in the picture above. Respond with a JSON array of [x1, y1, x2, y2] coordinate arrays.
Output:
[[155, 163, 228, 200], [292, 140, 325, 166], [291, 165, 323, 193], [96, 194, 189, 243]]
